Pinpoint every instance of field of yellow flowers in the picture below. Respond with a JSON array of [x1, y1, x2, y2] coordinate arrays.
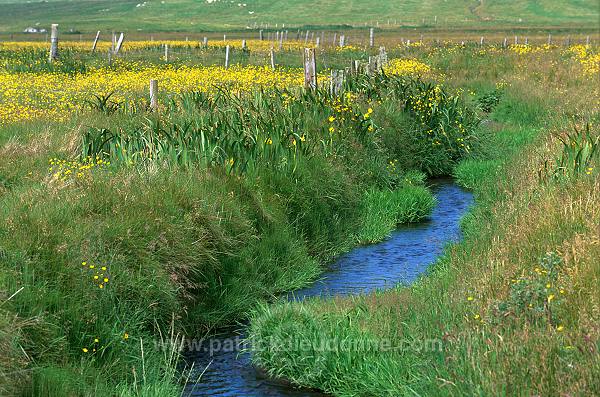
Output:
[[1, 41, 598, 125], [0, 37, 598, 397]]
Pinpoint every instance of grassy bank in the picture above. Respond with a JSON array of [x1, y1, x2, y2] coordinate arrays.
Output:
[[0, 44, 489, 395], [248, 44, 600, 395]]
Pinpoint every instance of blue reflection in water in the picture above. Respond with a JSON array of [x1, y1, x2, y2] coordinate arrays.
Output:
[[184, 181, 473, 396]]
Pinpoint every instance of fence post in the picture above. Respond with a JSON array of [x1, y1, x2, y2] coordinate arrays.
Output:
[[503, 37, 507, 48], [369, 27, 374, 47], [225, 45, 230, 68], [164, 44, 169, 62], [378, 46, 388, 67], [150, 79, 158, 111], [330, 70, 344, 96], [259, 29, 264, 40], [303, 48, 317, 90], [49, 24, 59, 62], [339, 34, 345, 48], [92, 30, 100, 53], [315, 36, 320, 48], [270, 47, 276, 70], [548, 34, 552, 45], [114, 32, 125, 55], [367, 56, 376, 75]]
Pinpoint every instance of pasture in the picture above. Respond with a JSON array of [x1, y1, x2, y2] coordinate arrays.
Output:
[[0, 14, 599, 397]]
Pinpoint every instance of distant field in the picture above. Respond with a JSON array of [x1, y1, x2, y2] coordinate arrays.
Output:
[[0, 0, 598, 33]]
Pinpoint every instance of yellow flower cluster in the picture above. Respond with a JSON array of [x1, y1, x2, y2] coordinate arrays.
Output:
[[48, 156, 109, 182], [81, 337, 102, 354], [82, 261, 110, 289], [1, 64, 306, 124], [409, 85, 443, 120], [508, 44, 554, 55], [566, 45, 600, 76], [0, 39, 306, 53], [384, 58, 431, 77]]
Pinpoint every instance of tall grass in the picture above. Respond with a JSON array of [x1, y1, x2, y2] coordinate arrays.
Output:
[[0, 53, 481, 395], [248, 44, 600, 396]]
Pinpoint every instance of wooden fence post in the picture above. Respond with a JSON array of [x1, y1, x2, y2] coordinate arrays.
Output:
[[367, 56, 377, 75], [91, 30, 100, 53], [150, 79, 158, 111], [164, 44, 169, 62], [503, 37, 508, 48], [225, 45, 230, 68], [315, 36, 320, 48], [270, 47, 276, 70], [303, 48, 317, 90], [49, 24, 59, 62], [114, 32, 125, 55], [369, 27, 374, 47], [330, 70, 344, 96], [203, 37, 208, 47], [339, 34, 345, 48], [259, 29, 264, 40], [378, 46, 388, 67]]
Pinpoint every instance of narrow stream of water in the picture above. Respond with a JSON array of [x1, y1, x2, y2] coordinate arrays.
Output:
[[183, 180, 473, 396]]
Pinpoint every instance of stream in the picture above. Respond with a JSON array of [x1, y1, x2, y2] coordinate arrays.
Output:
[[183, 180, 473, 396]]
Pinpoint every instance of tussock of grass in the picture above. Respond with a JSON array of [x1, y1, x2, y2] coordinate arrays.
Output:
[[358, 183, 436, 243], [454, 158, 501, 189]]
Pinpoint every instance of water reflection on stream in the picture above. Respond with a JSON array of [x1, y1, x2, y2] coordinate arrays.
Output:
[[184, 180, 473, 396]]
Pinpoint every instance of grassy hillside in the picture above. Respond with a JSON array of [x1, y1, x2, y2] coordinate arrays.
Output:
[[0, 0, 598, 33]]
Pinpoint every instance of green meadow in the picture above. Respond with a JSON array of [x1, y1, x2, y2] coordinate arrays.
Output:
[[0, 2, 599, 395], [0, 0, 598, 33]]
